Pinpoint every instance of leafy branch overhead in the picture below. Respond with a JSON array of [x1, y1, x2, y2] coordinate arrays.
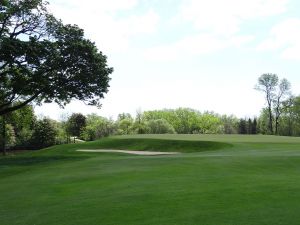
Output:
[[0, 0, 113, 115]]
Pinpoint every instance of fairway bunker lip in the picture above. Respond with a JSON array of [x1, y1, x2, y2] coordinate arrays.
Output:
[[76, 149, 180, 156]]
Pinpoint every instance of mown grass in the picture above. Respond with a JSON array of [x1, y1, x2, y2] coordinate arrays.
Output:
[[1, 134, 300, 225], [76, 138, 233, 153], [117, 133, 300, 143]]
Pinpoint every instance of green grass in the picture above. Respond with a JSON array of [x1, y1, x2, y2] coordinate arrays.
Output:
[[117, 133, 300, 143], [1, 134, 300, 225], [76, 137, 233, 153]]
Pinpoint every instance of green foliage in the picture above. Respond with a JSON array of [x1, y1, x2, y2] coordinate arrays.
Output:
[[6, 105, 36, 133], [117, 113, 133, 121], [131, 120, 149, 134], [238, 119, 247, 134], [251, 118, 258, 134], [0, 0, 112, 116], [142, 108, 223, 134], [66, 113, 86, 137], [130, 109, 149, 134], [16, 128, 33, 147], [117, 118, 134, 135], [238, 118, 258, 135], [255, 73, 279, 134], [257, 95, 300, 137], [5, 105, 36, 147], [256, 73, 279, 91], [51, 119, 68, 144], [0, 105, 36, 152], [280, 96, 300, 136], [256, 74, 291, 134], [3, 124, 16, 148], [221, 115, 239, 134], [172, 108, 198, 133], [30, 118, 58, 149], [147, 119, 175, 134], [81, 114, 116, 141], [196, 113, 223, 134], [257, 108, 270, 135]]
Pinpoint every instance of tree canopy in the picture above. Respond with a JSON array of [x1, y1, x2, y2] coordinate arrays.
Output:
[[66, 113, 86, 137], [255, 73, 291, 134], [0, 0, 113, 116]]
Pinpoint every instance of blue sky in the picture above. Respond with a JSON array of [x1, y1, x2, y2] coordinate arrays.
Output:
[[35, 0, 300, 120]]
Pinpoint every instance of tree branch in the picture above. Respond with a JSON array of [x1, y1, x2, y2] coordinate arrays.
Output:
[[0, 14, 11, 37], [0, 93, 16, 110], [0, 91, 42, 116]]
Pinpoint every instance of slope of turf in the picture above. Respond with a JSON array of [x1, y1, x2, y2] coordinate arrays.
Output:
[[77, 138, 233, 153], [116, 133, 300, 143], [1, 134, 300, 225]]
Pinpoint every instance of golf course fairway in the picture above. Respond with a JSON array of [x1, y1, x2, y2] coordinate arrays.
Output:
[[1, 134, 300, 225]]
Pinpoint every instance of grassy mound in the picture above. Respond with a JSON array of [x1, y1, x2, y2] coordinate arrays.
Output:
[[80, 138, 233, 153]]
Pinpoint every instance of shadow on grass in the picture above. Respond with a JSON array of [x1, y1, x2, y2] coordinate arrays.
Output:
[[85, 138, 234, 153], [0, 155, 89, 167]]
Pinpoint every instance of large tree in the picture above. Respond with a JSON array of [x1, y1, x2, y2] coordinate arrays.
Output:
[[255, 74, 278, 134], [30, 117, 58, 149], [255, 74, 291, 135], [0, 0, 113, 116], [273, 78, 291, 135], [66, 113, 86, 138]]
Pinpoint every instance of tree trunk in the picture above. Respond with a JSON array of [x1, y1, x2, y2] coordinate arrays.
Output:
[[1, 115, 6, 156], [275, 116, 279, 135], [274, 103, 281, 135], [268, 107, 273, 134], [288, 116, 292, 136]]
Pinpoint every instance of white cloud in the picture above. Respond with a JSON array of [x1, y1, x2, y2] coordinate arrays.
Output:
[[257, 18, 300, 60], [50, 0, 139, 14], [178, 0, 289, 36], [145, 0, 286, 62], [118, 10, 159, 36], [144, 34, 226, 61], [48, 0, 159, 53], [144, 34, 254, 61], [282, 45, 300, 60]]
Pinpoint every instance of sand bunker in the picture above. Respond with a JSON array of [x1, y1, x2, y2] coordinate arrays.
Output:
[[77, 149, 179, 156]]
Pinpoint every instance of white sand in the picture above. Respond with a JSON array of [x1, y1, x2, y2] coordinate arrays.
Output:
[[76, 149, 180, 155]]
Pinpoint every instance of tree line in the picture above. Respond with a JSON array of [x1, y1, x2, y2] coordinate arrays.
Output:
[[2, 86, 300, 153]]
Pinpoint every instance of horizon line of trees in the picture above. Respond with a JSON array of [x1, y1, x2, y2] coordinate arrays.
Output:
[[2, 94, 300, 152]]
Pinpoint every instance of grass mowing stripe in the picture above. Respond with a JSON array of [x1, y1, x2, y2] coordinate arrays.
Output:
[[1, 134, 300, 225]]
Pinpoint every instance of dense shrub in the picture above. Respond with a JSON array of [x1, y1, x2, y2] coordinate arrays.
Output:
[[81, 114, 116, 141], [30, 118, 58, 149], [147, 119, 176, 134], [66, 113, 87, 137], [5, 124, 16, 148]]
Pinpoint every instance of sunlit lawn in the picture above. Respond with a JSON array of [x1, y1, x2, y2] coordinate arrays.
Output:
[[1, 134, 300, 225]]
